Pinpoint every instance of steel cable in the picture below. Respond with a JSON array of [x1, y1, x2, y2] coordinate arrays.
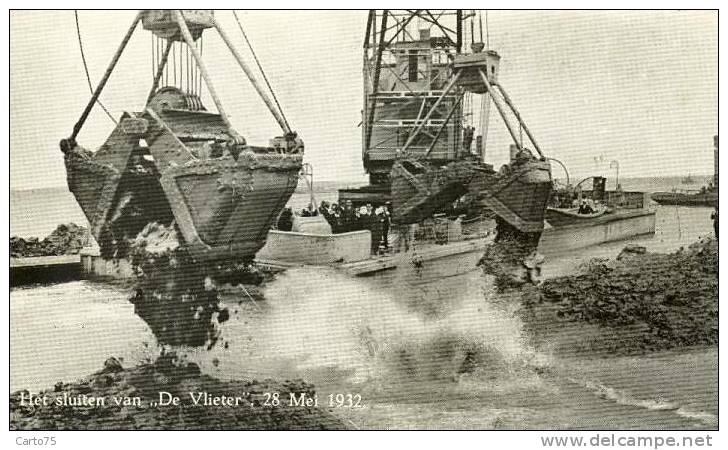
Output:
[[74, 10, 118, 125], [231, 10, 291, 132]]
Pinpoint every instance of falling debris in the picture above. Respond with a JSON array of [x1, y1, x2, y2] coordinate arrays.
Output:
[[477, 218, 544, 290], [127, 222, 261, 349]]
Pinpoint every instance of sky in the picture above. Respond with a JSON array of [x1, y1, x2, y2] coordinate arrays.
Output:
[[9, 10, 718, 190]]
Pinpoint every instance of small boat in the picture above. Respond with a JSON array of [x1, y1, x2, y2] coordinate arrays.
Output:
[[651, 190, 718, 207], [538, 176, 656, 255], [652, 136, 718, 207]]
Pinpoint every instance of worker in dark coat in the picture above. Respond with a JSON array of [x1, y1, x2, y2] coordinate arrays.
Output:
[[578, 200, 594, 215], [340, 200, 356, 233], [277, 207, 293, 232], [370, 208, 385, 254], [329, 203, 342, 233], [357, 206, 373, 234], [319, 201, 332, 228], [382, 203, 392, 251], [712, 206, 718, 239]]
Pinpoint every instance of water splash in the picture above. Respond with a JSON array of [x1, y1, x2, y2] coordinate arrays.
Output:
[[191, 266, 540, 389]]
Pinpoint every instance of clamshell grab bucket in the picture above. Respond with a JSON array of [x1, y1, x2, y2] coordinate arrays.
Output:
[[64, 105, 302, 262], [390, 157, 552, 233]]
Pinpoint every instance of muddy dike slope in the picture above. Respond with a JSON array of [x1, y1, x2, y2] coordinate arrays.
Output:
[[10, 356, 347, 430], [522, 238, 718, 355]]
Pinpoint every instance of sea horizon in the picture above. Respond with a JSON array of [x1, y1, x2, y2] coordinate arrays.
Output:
[[10, 174, 715, 239]]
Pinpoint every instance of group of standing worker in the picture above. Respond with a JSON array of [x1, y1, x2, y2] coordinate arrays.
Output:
[[276, 199, 393, 254], [319, 200, 392, 254]]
